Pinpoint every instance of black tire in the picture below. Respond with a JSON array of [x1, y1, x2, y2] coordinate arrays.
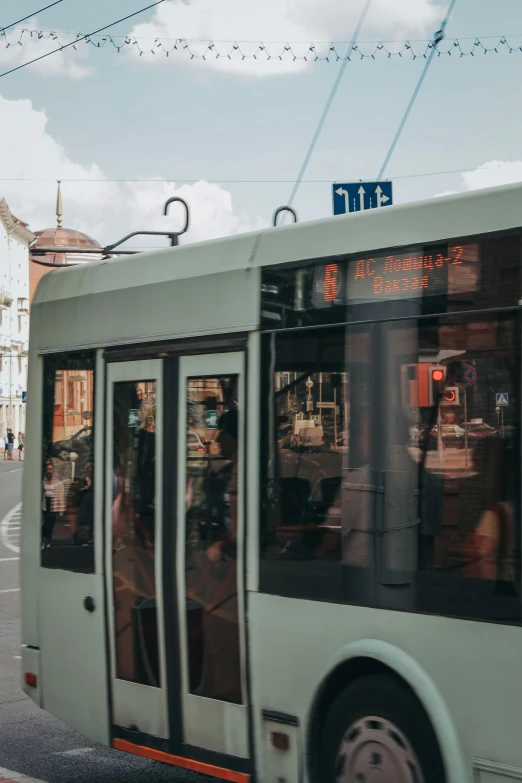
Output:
[[319, 675, 446, 783]]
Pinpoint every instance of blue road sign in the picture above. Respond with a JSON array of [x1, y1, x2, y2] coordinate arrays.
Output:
[[496, 393, 509, 407], [22, 391, 26, 403], [456, 364, 476, 389], [205, 410, 219, 429], [128, 409, 140, 427], [332, 181, 393, 215]]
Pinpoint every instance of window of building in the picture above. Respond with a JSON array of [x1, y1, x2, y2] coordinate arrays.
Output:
[[41, 352, 95, 572]]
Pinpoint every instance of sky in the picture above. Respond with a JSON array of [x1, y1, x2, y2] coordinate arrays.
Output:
[[0, 0, 522, 249]]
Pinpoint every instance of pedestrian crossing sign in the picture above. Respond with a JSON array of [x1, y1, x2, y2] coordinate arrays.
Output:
[[128, 409, 140, 427], [496, 393, 509, 407]]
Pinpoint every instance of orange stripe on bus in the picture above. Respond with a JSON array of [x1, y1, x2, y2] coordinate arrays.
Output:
[[112, 738, 250, 783]]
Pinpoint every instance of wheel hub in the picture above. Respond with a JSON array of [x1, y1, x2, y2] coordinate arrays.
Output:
[[335, 716, 424, 783]]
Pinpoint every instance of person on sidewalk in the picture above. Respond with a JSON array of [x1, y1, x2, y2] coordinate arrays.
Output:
[[7, 429, 15, 461]]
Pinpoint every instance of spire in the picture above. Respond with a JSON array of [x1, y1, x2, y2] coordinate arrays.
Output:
[[56, 180, 63, 228]]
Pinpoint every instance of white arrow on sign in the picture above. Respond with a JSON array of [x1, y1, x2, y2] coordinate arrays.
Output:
[[375, 185, 390, 208], [335, 187, 349, 213], [358, 185, 366, 211]]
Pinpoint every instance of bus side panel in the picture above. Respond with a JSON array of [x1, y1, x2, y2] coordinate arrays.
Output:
[[38, 569, 109, 745], [21, 346, 110, 746], [248, 593, 522, 783], [20, 352, 43, 652]]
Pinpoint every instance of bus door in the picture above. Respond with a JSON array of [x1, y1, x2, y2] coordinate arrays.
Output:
[[177, 352, 249, 759], [105, 360, 169, 739]]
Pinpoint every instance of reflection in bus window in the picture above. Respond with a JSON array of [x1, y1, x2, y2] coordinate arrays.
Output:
[[260, 327, 375, 604], [184, 375, 242, 704], [41, 353, 95, 572], [261, 313, 521, 623], [388, 313, 521, 620], [112, 381, 160, 687]]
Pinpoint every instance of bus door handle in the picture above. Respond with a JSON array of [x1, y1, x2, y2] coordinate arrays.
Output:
[[83, 596, 96, 613]]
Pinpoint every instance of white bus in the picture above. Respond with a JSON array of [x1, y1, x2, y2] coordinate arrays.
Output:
[[20, 183, 522, 783]]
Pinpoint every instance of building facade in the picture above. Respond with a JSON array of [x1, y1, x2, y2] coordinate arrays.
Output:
[[0, 199, 35, 438]]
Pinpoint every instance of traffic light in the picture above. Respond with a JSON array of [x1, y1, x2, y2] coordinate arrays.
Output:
[[442, 386, 460, 405], [428, 365, 446, 405]]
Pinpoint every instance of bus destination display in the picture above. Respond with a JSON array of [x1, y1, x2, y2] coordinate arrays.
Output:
[[312, 244, 479, 307]]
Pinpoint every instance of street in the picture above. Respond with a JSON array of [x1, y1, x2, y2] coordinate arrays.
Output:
[[0, 460, 204, 783]]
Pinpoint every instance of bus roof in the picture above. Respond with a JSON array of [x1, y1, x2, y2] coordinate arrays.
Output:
[[31, 182, 522, 354]]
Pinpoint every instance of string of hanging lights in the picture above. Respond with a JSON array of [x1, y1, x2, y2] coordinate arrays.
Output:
[[2, 28, 522, 62]]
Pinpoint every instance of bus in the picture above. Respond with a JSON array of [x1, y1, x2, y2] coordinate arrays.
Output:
[[20, 182, 522, 783]]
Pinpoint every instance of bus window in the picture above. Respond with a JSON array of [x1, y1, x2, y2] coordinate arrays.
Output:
[[385, 311, 521, 622], [260, 326, 376, 604], [261, 311, 521, 623], [112, 380, 160, 687], [184, 375, 242, 704], [41, 352, 95, 572]]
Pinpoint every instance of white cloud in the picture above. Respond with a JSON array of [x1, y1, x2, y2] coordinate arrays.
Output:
[[0, 22, 92, 80], [128, 0, 445, 77], [432, 162, 522, 200], [0, 95, 263, 248], [462, 160, 522, 191]]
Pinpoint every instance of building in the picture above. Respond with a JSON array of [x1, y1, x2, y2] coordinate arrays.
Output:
[[0, 199, 35, 437], [29, 181, 103, 305]]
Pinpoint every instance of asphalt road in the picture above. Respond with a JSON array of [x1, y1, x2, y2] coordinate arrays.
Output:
[[0, 460, 207, 783]]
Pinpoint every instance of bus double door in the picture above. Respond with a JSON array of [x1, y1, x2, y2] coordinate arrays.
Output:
[[105, 353, 249, 761]]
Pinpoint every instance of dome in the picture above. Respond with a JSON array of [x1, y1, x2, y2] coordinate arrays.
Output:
[[33, 227, 101, 251], [30, 182, 103, 266], [30, 227, 103, 266], [28, 183, 105, 303]]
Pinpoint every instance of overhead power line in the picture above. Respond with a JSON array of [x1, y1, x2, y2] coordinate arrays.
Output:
[[0, 162, 505, 183], [285, 0, 374, 215], [0, 1, 63, 34], [0, 0, 166, 79], [377, 0, 457, 179]]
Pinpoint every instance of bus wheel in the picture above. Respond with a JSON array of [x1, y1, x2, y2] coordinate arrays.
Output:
[[319, 675, 445, 783]]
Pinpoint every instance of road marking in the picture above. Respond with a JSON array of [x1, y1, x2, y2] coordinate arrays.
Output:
[[0, 588, 20, 594], [52, 748, 94, 756], [0, 557, 19, 562], [13, 655, 21, 659], [0, 503, 21, 554], [0, 765, 51, 782], [2, 469, 23, 474]]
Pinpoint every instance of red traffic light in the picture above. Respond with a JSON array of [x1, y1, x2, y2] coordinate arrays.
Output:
[[444, 390, 456, 402], [428, 365, 447, 405]]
